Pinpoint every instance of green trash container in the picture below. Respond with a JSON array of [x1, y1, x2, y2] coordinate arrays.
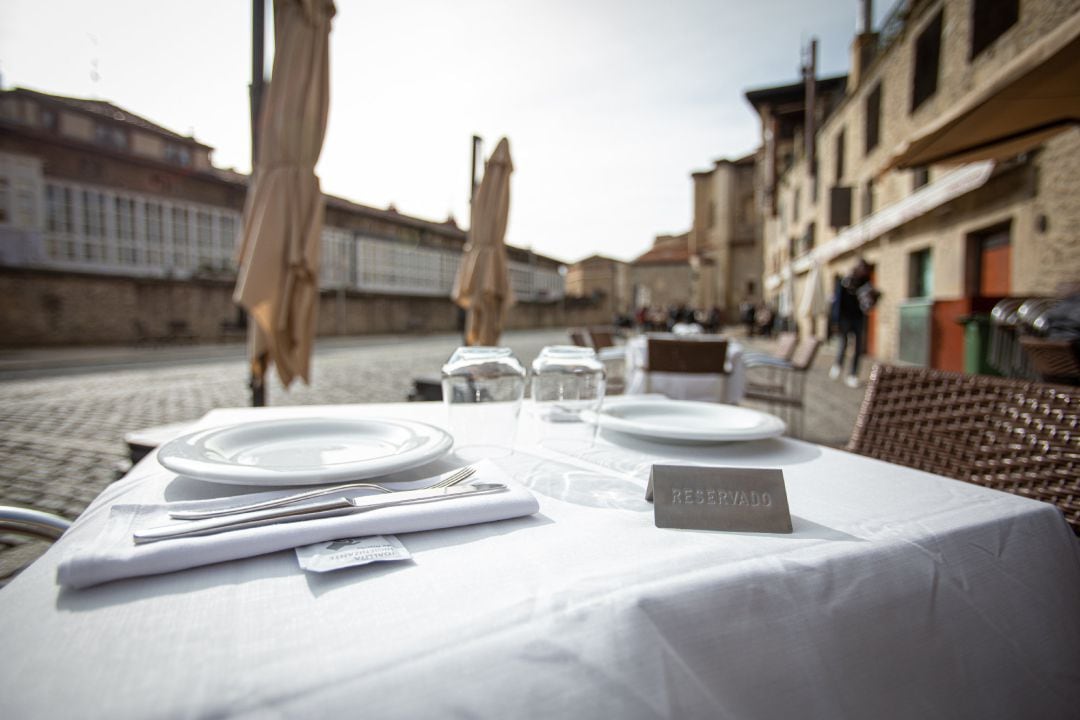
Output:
[[956, 314, 999, 376]]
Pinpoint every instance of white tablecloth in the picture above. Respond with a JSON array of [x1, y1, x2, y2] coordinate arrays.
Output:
[[625, 334, 746, 403], [2, 401, 1079, 719]]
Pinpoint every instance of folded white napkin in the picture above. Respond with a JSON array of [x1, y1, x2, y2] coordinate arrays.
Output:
[[57, 460, 538, 589]]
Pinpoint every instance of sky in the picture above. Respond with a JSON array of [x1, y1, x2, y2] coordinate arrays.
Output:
[[0, 0, 891, 264]]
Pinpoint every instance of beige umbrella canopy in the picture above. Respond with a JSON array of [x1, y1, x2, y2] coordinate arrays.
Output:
[[234, 0, 335, 390], [452, 137, 515, 346]]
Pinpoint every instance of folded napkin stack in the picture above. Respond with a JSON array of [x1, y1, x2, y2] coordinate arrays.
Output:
[[58, 460, 538, 589]]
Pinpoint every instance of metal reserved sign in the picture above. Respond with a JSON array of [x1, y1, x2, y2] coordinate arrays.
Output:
[[647, 465, 793, 533]]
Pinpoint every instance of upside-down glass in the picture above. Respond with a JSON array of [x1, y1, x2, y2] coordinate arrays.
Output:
[[530, 345, 606, 451], [441, 346, 527, 460]]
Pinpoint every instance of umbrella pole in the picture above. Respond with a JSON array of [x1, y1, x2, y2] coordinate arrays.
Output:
[[248, 0, 267, 407]]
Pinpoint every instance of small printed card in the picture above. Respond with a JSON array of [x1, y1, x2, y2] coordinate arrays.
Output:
[[646, 465, 793, 534], [295, 535, 412, 573]]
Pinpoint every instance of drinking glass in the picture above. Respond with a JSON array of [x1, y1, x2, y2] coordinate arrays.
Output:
[[441, 346, 527, 460], [530, 345, 606, 451]]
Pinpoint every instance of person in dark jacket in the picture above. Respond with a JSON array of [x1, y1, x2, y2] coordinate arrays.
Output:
[[830, 259, 878, 387]]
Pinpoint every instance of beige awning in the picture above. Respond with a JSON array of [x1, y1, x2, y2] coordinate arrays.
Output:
[[888, 11, 1080, 169]]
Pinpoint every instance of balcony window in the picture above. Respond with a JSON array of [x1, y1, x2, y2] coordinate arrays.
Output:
[[971, 0, 1018, 59], [912, 11, 943, 112], [865, 83, 882, 154], [835, 128, 846, 183]]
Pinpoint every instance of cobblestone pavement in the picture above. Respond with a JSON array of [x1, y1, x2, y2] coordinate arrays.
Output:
[[0, 327, 870, 580]]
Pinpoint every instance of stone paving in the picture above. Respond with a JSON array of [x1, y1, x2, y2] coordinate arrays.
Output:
[[0, 327, 870, 581]]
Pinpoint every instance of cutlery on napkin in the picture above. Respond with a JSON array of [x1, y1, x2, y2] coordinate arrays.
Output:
[[56, 460, 538, 590]]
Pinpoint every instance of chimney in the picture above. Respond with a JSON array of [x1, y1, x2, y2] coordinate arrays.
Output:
[[849, 0, 879, 91], [804, 38, 817, 181]]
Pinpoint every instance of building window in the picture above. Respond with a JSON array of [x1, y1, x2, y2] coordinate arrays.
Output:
[[0, 179, 9, 223], [912, 166, 930, 189], [94, 123, 128, 150], [863, 179, 875, 218], [146, 203, 163, 266], [117, 198, 137, 265], [835, 128, 846, 183], [41, 109, 57, 131], [82, 191, 107, 262], [801, 223, 816, 255], [792, 188, 800, 223], [865, 83, 882, 154], [196, 211, 213, 257], [971, 0, 1018, 59], [172, 207, 189, 267], [220, 215, 237, 260], [912, 11, 943, 112], [909, 248, 933, 298], [45, 184, 74, 233], [165, 143, 192, 167]]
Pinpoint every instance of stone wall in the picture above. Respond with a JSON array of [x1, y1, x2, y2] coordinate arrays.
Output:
[[0, 268, 606, 347]]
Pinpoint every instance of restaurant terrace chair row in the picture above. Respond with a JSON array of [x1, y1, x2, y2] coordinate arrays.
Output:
[[847, 363, 1079, 534], [742, 336, 821, 439]]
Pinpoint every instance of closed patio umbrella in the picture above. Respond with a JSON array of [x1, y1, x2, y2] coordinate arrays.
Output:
[[452, 137, 515, 346], [235, 0, 335, 393], [799, 261, 827, 320]]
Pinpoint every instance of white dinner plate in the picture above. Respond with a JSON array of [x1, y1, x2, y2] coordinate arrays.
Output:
[[586, 399, 786, 442], [157, 417, 453, 485]]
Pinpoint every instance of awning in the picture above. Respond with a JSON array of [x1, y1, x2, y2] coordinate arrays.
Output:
[[763, 160, 995, 289], [888, 10, 1080, 169]]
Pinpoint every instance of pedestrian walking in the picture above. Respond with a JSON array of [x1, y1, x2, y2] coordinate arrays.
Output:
[[830, 259, 879, 388]]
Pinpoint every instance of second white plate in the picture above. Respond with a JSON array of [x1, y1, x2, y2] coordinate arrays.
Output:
[[158, 417, 453, 485], [587, 399, 786, 442]]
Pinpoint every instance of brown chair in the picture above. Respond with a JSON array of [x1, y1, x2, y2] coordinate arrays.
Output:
[[847, 364, 1080, 534], [587, 327, 616, 350], [644, 337, 728, 396], [1020, 337, 1080, 385], [568, 328, 590, 347], [743, 336, 821, 438]]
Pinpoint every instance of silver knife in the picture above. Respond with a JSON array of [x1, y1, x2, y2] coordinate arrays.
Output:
[[133, 483, 508, 545]]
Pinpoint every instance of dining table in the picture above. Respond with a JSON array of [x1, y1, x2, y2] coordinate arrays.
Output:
[[624, 333, 747, 404], [2, 397, 1079, 719]]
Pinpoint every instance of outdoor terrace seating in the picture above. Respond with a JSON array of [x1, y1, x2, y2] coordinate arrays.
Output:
[[847, 363, 1080, 533]]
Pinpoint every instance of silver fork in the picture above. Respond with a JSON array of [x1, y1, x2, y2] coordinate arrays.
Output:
[[168, 466, 477, 520]]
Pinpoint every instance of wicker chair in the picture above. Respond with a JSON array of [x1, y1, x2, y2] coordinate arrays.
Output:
[[743, 336, 821, 438], [847, 364, 1079, 533]]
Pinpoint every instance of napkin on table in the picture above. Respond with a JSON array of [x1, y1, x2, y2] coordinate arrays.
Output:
[[57, 460, 537, 589]]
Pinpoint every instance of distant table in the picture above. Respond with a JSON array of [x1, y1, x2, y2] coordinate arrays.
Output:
[[2, 401, 1079, 718], [624, 333, 746, 403]]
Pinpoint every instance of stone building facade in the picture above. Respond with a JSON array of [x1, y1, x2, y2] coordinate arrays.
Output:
[[748, 0, 1080, 371], [0, 88, 566, 346], [563, 254, 632, 321], [689, 154, 763, 319], [628, 233, 695, 310]]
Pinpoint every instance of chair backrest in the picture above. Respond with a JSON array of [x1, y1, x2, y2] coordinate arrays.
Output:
[[847, 364, 1080, 533], [789, 336, 821, 370], [1020, 337, 1080, 383], [588, 327, 616, 350], [774, 332, 799, 362], [568, 328, 589, 347], [647, 338, 728, 374]]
